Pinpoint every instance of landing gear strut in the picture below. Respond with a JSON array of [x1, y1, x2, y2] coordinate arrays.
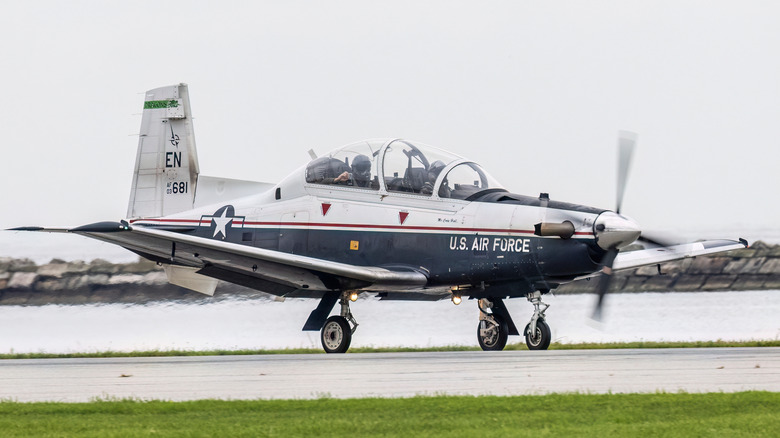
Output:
[[477, 298, 509, 351], [473, 291, 553, 351], [320, 292, 359, 354], [524, 291, 551, 350]]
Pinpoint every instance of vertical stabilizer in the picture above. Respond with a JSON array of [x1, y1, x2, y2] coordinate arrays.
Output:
[[127, 83, 200, 219]]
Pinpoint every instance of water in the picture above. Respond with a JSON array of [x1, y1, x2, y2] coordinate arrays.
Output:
[[2, 228, 779, 264], [2, 229, 778, 353], [1, 291, 777, 354], [0, 232, 139, 264]]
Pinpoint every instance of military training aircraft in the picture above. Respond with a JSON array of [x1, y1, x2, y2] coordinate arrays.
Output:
[[15, 83, 747, 353]]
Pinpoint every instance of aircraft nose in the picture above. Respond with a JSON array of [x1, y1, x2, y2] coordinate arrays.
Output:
[[593, 211, 641, 250]]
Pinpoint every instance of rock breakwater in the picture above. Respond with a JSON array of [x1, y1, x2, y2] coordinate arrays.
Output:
[[0, 258, 264, 305], [556, 241, 780, 293], [1, 242, 778, 305]]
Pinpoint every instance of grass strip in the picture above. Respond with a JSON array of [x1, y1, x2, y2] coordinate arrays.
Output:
[[2, 339, 779, 360], [0, 392, 778, 437]]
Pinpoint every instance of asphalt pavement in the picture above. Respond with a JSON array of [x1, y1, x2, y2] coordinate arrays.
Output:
[[1, 348, 778, 402]]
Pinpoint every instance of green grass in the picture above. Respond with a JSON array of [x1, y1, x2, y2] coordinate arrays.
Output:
[[0, 392, 778, 437], [2, 339, 778, 360]]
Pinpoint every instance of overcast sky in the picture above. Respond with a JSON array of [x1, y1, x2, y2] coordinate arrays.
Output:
[[1, 1, 778, 241]]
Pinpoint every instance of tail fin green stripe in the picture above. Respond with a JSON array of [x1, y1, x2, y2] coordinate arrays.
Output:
[[143, 100, 180, 109]]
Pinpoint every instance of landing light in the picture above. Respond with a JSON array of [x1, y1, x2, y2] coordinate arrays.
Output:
[[349, 292, 359, 302], [451, 294, 462, 305]]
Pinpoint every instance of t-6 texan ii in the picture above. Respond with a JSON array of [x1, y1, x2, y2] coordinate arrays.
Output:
[[14, 84, 747, 353]]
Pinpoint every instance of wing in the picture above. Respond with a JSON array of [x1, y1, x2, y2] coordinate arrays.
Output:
[[566, 238, 748, 283], [613, 238, 748, 271], [15, 221, 429, 297]]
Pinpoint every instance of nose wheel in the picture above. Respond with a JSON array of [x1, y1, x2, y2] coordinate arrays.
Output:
[[524, 319, 551, 350], [321, 315, 351, 353], [320, 293, 359, 354], [524, 291, 551, 350]]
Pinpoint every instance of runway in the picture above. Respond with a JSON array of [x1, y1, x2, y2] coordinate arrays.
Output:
[[1, 348, 778, 402]]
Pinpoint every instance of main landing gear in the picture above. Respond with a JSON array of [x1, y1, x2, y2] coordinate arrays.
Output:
[[307, 289, 553, 353], [320, 293, 359, 354], [477, 299, 509, 350], [475, 291, 552, 351]]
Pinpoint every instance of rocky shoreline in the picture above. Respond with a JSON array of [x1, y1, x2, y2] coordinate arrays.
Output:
[[555, 241, 780, 294], [1, 242, 778, 305], [0, 258, 267, 305]]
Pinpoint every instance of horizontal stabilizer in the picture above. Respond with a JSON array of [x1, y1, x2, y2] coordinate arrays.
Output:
[[193, 176, 274, 208]]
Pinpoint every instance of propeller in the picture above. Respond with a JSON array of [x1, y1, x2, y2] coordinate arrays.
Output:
[[592, 131, 640, 320], [615, 130, 636, 215], [637, 230, 682, 248], [592, 247, 618, 321]]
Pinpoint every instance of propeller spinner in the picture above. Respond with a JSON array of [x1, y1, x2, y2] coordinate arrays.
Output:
[[593, 211, 641, 251]]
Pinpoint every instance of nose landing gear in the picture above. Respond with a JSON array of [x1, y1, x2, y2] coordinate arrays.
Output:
[[524, 291, 551, 350], [320, 292, 359, 354]]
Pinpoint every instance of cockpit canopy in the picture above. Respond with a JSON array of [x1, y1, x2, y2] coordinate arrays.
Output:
[[305, 139, 504, 199]]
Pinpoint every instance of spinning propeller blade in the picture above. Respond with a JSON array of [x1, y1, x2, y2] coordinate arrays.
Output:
[[616, 131, 636, 215], [637, 231, 682, 248], [592, 247, 618, 320], [592, 130, 638, 320]]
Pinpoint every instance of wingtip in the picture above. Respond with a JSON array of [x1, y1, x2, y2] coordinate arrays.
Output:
[[7, 226, 45, 231]]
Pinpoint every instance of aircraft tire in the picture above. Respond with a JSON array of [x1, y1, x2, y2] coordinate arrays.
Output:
[[477, 315, 508, 351], [524, 319, 551, 350], [321, 315, 352, 354]]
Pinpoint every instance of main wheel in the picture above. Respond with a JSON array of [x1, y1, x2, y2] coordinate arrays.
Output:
[[477, 315, 508, 351], [321, 316, 352, 354], [524, 319, 551, 350]]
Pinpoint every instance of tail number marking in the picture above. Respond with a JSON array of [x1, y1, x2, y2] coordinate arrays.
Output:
[[166, 181, 188, 195]]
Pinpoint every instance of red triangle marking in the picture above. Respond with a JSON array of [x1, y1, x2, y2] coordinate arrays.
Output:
[[399, 211, 409, 225], [321, 203, 331, 216]]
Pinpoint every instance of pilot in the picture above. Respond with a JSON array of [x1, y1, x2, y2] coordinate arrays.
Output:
[[421, 160, 447, 196], [306, 156, 352, 185], [319, 171, 350, 185], [351, 154, 373, 188]]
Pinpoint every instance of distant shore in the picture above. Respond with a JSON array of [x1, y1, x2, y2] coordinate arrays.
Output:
[[1, 241, 778, 305], [557, 240, 780, 294]]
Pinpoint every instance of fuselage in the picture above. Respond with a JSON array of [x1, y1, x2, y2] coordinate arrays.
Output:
[[133, 184, 613, 296], [131, 138, 641, 298]]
